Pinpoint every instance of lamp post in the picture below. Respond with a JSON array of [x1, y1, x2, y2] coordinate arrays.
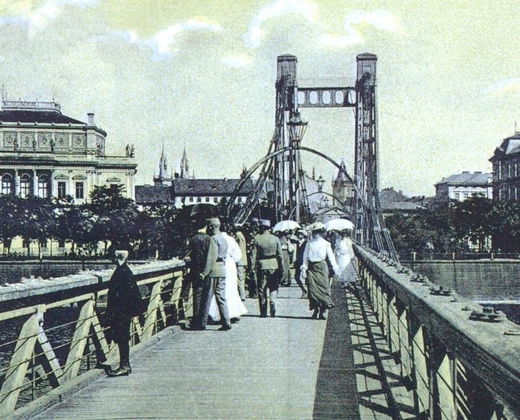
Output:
[[287, 111, 308, 223]]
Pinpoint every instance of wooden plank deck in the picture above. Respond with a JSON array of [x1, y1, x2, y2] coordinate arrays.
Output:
[[33, 283, 399, 419]]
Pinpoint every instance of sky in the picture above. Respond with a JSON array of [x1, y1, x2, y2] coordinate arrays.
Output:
[[1, 0, 520, 196]]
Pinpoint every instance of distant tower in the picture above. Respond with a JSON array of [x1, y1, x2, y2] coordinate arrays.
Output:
[[332, 160, 354, 208], [154, 143, 172, 186], [180, 147, 190, 178]]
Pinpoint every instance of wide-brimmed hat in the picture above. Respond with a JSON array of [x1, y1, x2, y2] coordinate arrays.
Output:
[[307, 222, 325, 232]]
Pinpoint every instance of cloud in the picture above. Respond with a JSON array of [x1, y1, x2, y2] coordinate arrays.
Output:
[[0, 0, 99, 36], [319, 9, 399, 48], [97, 18, 223, 59], [243, 0, 317, 48], [483, 78, 520, 95], [221, 53, 253, 68], [153, 18, 223, 54]]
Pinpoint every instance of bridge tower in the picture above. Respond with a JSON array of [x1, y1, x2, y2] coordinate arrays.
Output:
[[273, 55, 310, 222]]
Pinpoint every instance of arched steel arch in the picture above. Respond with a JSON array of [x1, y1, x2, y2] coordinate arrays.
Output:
[[306, 191, 351, 211], [226, 146, 363, 220]]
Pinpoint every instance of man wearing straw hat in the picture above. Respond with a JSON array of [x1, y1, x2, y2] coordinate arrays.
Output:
[[251, 219, 284, 317]]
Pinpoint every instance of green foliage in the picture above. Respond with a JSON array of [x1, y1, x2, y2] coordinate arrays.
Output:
[[386, 195, 520, 254]]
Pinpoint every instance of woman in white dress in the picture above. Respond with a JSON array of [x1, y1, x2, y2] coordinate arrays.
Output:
[[209, 229, 248, 322], [334, 230, 357, 288]]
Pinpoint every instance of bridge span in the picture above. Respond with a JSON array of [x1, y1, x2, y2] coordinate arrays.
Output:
[[0, 249, 518, 419]]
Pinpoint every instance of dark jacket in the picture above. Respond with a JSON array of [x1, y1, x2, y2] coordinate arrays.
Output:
[[106, 262, 144, 320], [187, 232, 211, 276]]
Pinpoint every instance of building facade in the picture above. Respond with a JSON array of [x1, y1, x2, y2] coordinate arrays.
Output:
[[136, 149, 253, 208], [435, 171, 492, 202], [0, 100, 136, 203], [332, 160, 355, 208], [490, 133, 520, 201]]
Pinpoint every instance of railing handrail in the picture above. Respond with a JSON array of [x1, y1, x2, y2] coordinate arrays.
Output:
[[354, 244, 520, 418], [0, 259, 188, 417], [0, 259, 184, 304]]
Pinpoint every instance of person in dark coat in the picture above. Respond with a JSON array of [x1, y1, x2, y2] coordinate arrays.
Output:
[[106, 250, 144, 377], [185, 220, 212, 330]]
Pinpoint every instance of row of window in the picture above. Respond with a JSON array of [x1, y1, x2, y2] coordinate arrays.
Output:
[[182, 196, 244, 204], [1, 174, 84, 199], [496, 161, 520, 180], [453, 191, 488, 201], [497, 185, 520, 201]]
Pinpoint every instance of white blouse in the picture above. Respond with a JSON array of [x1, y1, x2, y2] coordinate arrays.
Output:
[[301, 237, 338, 275]]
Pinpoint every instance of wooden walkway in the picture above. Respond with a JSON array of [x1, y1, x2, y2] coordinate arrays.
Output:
[[33, 283, 405, 419]]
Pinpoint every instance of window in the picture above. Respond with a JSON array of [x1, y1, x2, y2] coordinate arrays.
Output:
[[462, 192, 468, 200], [1, 175, 12, 195], [75, 182, 84, 199], [38, 176, 48, 198], [197, 197, 202, 203], [57, 182, 67, 199], [213, 197, 218, 203], [20, 174, 30, 198], [189, 197, 194, 202], [205, 197, 210, 203], [454, 192, 460, 200]]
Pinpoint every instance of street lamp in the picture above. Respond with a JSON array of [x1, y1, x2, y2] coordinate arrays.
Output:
[[287, 112, 308, 144], [287, 111, 308, 223], [317, 175, 325, 191]]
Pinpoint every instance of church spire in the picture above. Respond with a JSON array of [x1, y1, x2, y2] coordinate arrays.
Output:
[[180, 146, 189, 178], [158, 142, 168, 180]]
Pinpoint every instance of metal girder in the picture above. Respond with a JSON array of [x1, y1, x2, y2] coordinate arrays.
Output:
[[298, 87, 356, 108]]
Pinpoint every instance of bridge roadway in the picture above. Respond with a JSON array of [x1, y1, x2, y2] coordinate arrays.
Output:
[[33, 283, 406, 419]]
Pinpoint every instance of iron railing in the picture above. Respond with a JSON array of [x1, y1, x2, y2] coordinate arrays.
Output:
[[354, 244, 520, 419], [0, 259, 187, 417]]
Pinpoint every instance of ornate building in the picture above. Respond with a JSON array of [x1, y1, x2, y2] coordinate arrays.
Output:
[[0, 100, 136, 203], [490, 132, 520, 201]]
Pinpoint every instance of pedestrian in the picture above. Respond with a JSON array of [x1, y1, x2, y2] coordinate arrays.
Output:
[[294, 229, 308, 298], [234, 225, 248, 301], [251, 219, 284, 317], [199, 218, 232, 331], [301, 223, 339, 320], [334, 229, 357, 290], [106, 250, 144, 376], [279, 231, 295, 286], [185, 220, 212, 330], [209, 222, 247, 322]]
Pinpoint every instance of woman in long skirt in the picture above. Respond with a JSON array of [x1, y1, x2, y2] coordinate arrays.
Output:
[[334, 229, 357, 289], [301, 223, 338, 320]]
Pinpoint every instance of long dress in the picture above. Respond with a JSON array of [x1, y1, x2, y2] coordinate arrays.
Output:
[[209, 233, 248, 320], [335, 237, 357, 286], [302, 237, 338, 311]]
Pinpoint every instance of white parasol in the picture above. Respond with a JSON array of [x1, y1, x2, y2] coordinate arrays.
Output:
[[324, 218, 354, 231], [273, 220, 301, 232]]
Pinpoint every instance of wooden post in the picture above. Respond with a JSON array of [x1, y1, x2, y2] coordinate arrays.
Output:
[[142, 279, 164, 342], [0, 312, 40, 416], [62, 299, 95, 382]]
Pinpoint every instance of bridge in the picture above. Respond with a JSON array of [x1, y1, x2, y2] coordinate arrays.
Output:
[[0, 248, 518, 419], [0, 52, 519, 419]]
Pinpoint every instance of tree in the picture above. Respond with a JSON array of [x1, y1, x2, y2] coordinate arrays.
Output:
[[0, 195, 24, 253], [87, 185, 139, 253], [451, 196, 493, 251]]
